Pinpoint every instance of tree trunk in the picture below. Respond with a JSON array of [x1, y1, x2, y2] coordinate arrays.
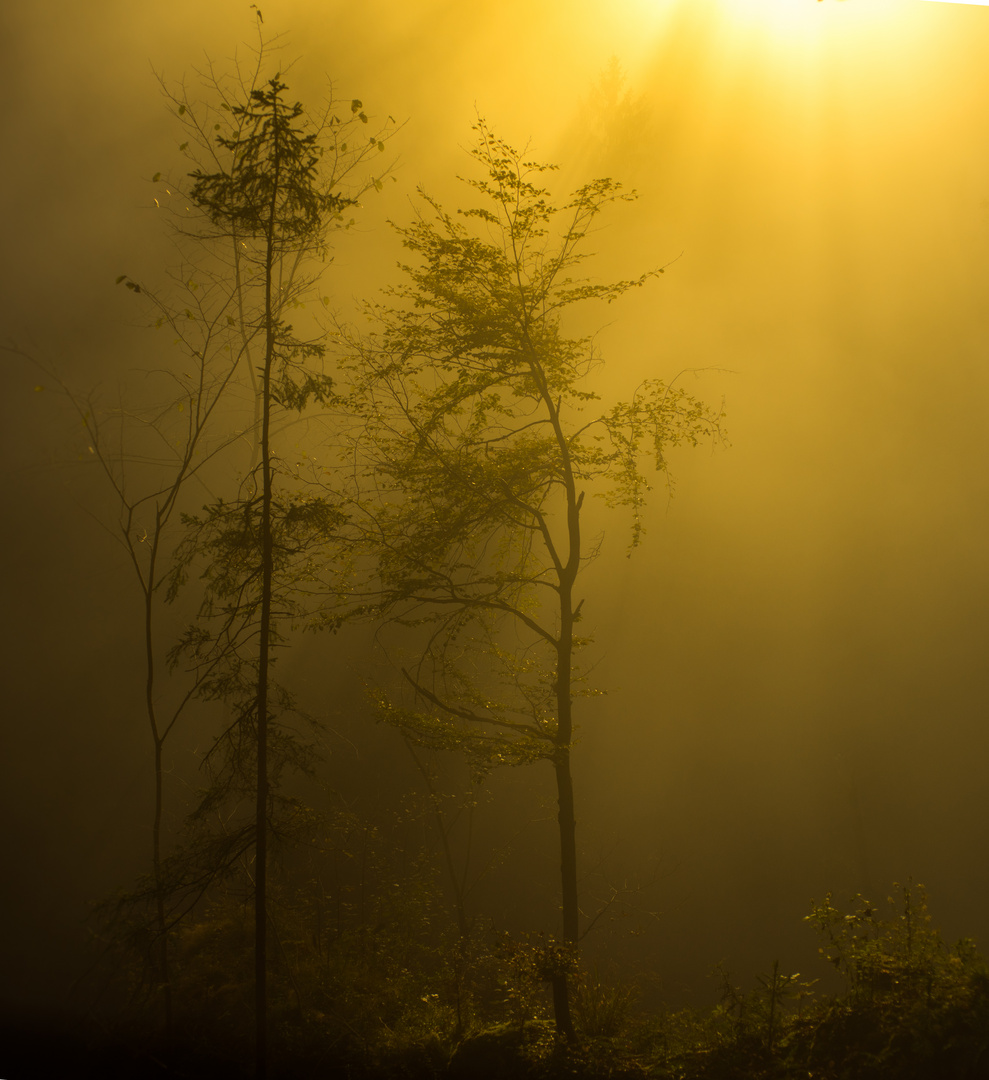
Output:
[[143, 533, 172, 1037], [551, 394, 582, 1043], [254, 116, 281, 1080], [553, 747, 578, 1043]]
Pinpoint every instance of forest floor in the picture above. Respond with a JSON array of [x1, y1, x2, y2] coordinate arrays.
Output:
[[5, 885, 988, 1079]]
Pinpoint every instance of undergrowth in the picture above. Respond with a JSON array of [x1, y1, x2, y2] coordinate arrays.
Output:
[[46, 881, 989, 1079]]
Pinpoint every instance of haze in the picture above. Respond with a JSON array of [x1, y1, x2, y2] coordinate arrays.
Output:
[[1, 0, 987, 1038]]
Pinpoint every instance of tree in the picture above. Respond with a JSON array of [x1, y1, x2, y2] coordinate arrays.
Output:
[[183, 76, 342, 1075], [8, 37, 289, 1020], [340, 121, 725, 1040], [18, 28, 399, 1072], [164, 69, 393, 1077], [9, 294, 246, 1037]]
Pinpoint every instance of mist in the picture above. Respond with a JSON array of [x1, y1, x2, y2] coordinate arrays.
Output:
[[2, 0, 988, 1074]]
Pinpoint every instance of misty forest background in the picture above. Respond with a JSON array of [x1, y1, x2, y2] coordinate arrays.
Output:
[[2, 0, 989, 1075]]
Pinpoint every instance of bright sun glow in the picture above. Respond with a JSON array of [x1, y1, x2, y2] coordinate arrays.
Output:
[[706, 0, 907, 50], [610, 0, 934, 70]]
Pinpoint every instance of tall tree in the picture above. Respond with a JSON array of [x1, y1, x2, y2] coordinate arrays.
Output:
[[17, 23, 395, 1069], [10, 295, 246, 1037], [341, 121, 724, 1040], [173, 72, 391, 1075]]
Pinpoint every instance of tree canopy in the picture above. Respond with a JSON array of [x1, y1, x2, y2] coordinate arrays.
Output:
[[338, 119, 725, 1038], [343, 120, 724, 771]]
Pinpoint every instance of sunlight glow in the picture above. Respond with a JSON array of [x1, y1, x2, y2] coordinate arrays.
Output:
[[704, 0, 906, 51]]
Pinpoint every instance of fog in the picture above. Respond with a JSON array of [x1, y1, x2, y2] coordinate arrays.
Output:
[[2, 0, 988, 1044]]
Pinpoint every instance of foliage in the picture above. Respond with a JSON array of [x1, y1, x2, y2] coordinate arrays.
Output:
[[335, 121, 723, 1038], [805, 880, 944, 997], [335, 115, 724, 1043], [189, 80, 348, 241], [166, 491, 343, 814], [74, 880, 989, 1078], [641, 883, 989, 1080], [790, 881, 989, 1080], [571, 967, 639, 1040], [346, 125, 721, 589], [187, 77, 344, 421], [341, 120, 724, 758], [160, 66, 392, 1078], [73, 26, 397, 1070]]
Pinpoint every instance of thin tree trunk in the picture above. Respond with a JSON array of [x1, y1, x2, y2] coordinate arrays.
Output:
[[524, 348, 582, 1044], [141, 521, 172, 1037], [551, 433, 581, 1043], [254, 107, 281, 1080], [255, 387, 272, 1080], [552, 747, 578, 1043], [152, 734, 171, 1033], [254, 349, 273, 1078]]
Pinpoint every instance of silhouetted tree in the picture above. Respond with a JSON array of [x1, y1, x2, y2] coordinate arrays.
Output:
[[166, 68, 393, 1076], [21, 24, 399, 1072], [340, 120, 724, 1040], [8, 307, 245, 1037]]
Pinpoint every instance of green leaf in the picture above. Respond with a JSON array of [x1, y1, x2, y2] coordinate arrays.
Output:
[[178, 104, 186, 116], [351, 99, 362, 112], [179, 141, 188, 152], [115, 274, 126, 284], [152, 172, 161, 183]]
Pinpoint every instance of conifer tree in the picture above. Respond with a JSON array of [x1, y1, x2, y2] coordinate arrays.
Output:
[[171, 73, 390, 1074]]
